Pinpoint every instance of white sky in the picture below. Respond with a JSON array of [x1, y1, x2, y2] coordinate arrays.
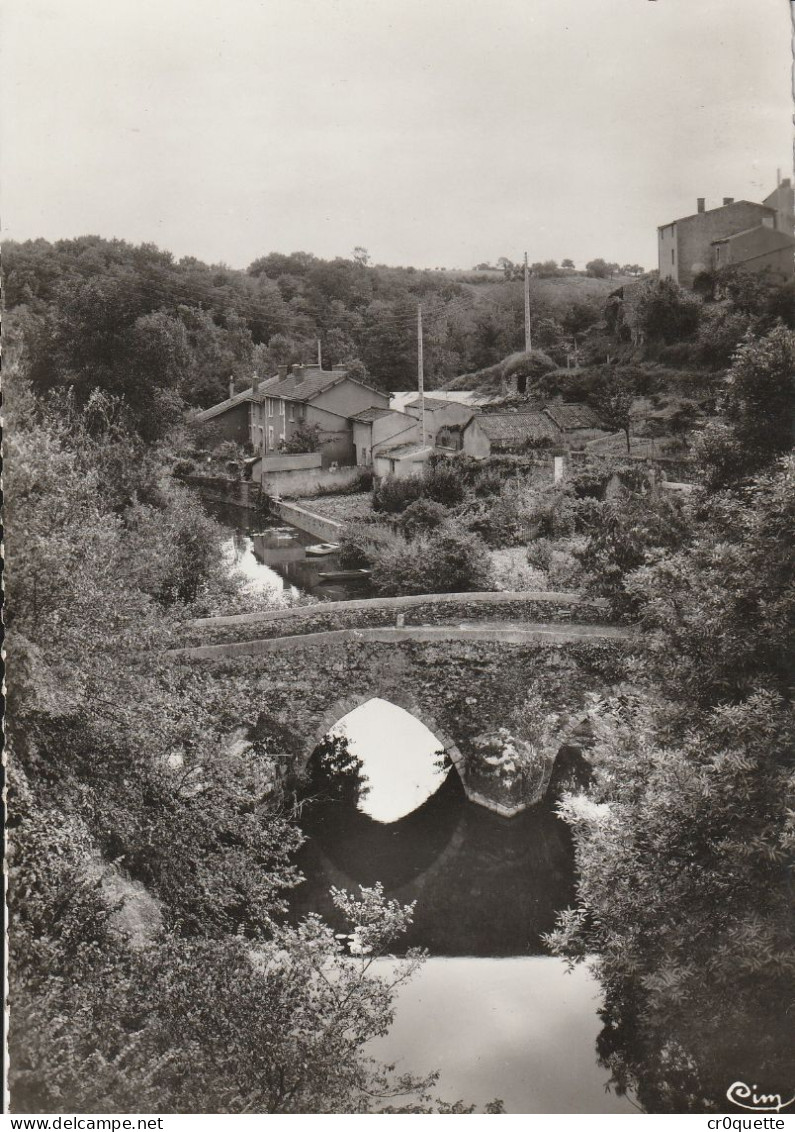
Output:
[[2, 0, 792, 270], [333, 698, 447, 823]]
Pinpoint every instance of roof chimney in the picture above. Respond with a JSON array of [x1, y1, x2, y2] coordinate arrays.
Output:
[[697, 198, 706, 214], [229, 377, 235, 399], [723, 197, 734, 206], [277, 364, 288, 379]]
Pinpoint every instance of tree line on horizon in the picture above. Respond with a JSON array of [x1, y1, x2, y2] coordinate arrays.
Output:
[[3, 236, 610, 437]]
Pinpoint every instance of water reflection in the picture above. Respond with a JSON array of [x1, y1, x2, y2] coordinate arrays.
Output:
[[289, 704, 626, 1111], [369, 957, 636, 1115], [293, 702, 576, 956], [205, 499, 371, 602], [221, 529, 299, 600]]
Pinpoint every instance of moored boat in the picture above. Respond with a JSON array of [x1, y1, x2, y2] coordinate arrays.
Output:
[[305, 542, 340, 557]]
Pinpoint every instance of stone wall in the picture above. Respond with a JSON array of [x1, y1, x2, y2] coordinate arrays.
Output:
[[171, 631, 637, 817], [274, 501, 343, 541], [182, 590, 613, 647], [257, 461, 363, 498]]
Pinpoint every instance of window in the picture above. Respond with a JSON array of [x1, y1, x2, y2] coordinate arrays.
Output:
[[268, 399, 274, 416], [671, 249, 675, 264], [268, 426, 274, 448], [289, 404, 295, 422], [280, 399, 285, 416]]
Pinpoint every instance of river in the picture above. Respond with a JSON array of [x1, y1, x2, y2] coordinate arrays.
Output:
[[204, 498, 371, 603], [290, 698, 636, 1114]]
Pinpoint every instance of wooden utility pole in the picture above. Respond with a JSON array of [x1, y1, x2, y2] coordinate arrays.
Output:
[[417, 303, 426, 447], [317, 338, 322, 367], [524, 251, 532, 353]]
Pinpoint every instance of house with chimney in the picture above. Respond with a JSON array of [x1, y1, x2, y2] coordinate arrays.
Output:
[[658, 179, 795, 288], [194, 364, 390, 467]]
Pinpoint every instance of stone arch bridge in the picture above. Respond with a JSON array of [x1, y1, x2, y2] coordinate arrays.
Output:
[[173, 591, 638, 816]]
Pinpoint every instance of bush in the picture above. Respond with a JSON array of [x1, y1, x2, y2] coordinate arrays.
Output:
[[546, 546, 584, 591], [523, 484, 580, 537], [695, 305, 754, 369], [372, 474, 424, 514], [460, 491, 524, 548], [633, 278, 702, 344], [280, 423, 321, 454], [526, 537, 554, 571], [172, 458, 196, 477], [422, 462, 466, 506], [337, 520, 402, 568], [371, 527, 494, 596], [398, 498, 449, 540]]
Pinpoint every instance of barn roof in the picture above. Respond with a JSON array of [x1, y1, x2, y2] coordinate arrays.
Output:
[[474, 412, 561, 444], [543, 403, 605, 431]]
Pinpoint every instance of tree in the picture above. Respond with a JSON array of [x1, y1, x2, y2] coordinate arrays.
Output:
[[561, 258, 575, 271], [631, 277, 701, 345], [530, 260, 559, 278], [352, 246, 371, 267], [585, 258, 610, 279], [548, 459, 795, 1111], [695, 326, 795, 490], [575, 480, 690, 618], [595, 378, 633, 453], [280, 422, 322, 454]]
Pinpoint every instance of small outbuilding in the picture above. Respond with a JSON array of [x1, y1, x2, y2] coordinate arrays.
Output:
[[462, 412, 562, 459]]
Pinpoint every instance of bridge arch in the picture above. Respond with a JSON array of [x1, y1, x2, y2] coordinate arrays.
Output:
[[303, 692, 466, 778], [175, 610, 637, 817]]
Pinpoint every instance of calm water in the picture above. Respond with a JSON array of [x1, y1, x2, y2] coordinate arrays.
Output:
[[290, 699, 634, 1113], [204, 498, 371, 602]]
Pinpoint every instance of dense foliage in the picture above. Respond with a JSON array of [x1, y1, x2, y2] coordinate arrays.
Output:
[[6, 379, 481, 1113], [4, 237, 615, 427], [547, 454, 795, 1110]]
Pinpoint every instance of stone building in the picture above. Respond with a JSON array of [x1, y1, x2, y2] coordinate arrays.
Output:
[[658, 180, 795, 288], [195, 364, 390, 467], [462, 412, 562, 459]]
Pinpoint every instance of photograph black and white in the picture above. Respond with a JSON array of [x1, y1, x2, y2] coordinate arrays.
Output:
[[3, 0, 794, 1118]]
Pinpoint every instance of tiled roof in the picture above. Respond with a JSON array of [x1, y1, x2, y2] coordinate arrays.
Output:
[[263, 368, 349, 403], [351, 407, 397, 423], [195, 376, 279, 421], [543, 403, 605, 431], [711, 226, 795, 246], [474, 412, 561, 444], [402, 394, 462, 412]]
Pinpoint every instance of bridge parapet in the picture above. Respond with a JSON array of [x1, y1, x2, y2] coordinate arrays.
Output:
[[182, 590, 613, 648]]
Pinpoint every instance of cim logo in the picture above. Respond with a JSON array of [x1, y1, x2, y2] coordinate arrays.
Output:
[[726, 1082, 795, 1114]]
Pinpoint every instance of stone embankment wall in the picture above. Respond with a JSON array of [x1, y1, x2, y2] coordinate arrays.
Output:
[[273, 501, 343, 541], [253, 452, 363, 497], [180, 590, 613, 648], [170, 633, 637, 818]]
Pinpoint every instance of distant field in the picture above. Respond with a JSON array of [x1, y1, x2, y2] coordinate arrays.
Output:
[[458, 274, 632, 306]]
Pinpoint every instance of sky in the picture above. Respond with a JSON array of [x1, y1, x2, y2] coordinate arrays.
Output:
[[2, 0, 792, 271]]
